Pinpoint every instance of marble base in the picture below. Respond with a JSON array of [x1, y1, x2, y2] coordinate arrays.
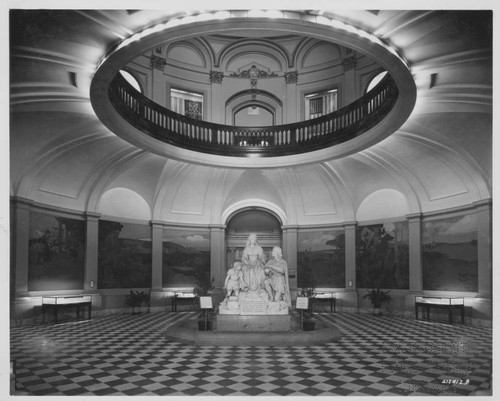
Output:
[[217, 314, 291, 331], [219, 290, 289, 315]]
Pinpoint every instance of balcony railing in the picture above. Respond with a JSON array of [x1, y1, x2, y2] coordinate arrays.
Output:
[[109, 73, 398, 157]]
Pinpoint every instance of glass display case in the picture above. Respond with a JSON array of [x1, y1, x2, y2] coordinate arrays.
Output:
[[42, 295, 92, 324], [171, 291, 196, 312], [415, 296, 464, 324], [313, 292, 336, 314]]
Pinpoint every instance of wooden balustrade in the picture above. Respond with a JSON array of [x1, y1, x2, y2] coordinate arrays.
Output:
[[109, 73, 398, 157]]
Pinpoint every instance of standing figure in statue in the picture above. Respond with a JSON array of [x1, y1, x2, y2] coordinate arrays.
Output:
[[224, 262, 243, 298], [240, 233, 267, 292], [264, 246, 291, 306]]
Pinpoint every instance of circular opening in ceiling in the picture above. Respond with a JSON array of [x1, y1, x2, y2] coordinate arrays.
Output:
[[90, 11, 416, 168]]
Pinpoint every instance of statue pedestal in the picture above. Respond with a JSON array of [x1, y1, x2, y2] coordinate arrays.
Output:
[[217, 314, 291, 331], [219, 289, 289, 315]]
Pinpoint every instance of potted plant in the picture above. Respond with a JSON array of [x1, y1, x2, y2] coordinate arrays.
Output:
[[363, 289, 391, 315], [193, 268, 215, 331], [298, 275, 317, 331], [125, 290, 150, 314]]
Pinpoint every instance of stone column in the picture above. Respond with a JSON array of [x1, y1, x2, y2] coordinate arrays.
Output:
[[151, 221, 164, 290], [284, 71, 298, 123], [474, 200, 492, 297], [407, 213, 423, 292], [282, 226, 298, 291], [11, 198, 31, 296], [84, 212, 100, 291], [210, 225, 226, 288], [150, 54, 167, 107]]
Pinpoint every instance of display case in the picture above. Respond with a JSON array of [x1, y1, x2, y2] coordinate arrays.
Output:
[[171, 291, 196, 312], [42, 295, 92, 324], [313, 292, 336, 314], [415, 296, 464, 324]]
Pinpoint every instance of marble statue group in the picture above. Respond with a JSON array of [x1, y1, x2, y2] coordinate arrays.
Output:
[[220, 233, 291, 315]]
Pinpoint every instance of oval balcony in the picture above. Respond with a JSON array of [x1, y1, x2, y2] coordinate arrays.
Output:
[[109, 72, 399, 158]]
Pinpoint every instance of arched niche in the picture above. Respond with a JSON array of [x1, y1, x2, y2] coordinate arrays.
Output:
[[225, 208, 282, 272], [356, 189, 409, 221], [98, 187, 152, 220], [234, 103, 274, 126], [225, 90, 282, 125]]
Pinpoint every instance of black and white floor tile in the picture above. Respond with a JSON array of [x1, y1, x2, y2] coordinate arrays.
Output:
[[10, 311, 492, 396]]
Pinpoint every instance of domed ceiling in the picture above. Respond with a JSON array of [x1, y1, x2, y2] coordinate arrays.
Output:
[[10, 9, 492, 226]]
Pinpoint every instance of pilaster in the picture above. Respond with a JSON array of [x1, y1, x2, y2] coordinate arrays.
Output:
[[151, 221, 164, 290], [282, 226, 298, 289], [84, 212, 100, 291], [344, 221, 357, 289], [407, 213, 423, 292]]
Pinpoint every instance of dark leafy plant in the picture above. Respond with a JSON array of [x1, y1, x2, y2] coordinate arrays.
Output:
[[298, 276, 316, 321], [363, 289, 391, 308], [125, 290, 150, 308], [192, 268, 215, 320]]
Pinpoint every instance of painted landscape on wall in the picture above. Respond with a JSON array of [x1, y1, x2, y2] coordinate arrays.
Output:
[[297, 230, 345, 288], [162, 230, 211, 288], [28, 212, 85, 291], [422, 214, 478, 291], [98, 220, 152, 288], [356, 221, 409, 289]]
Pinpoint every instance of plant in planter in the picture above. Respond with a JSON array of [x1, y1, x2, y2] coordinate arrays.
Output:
[[193, 268, 215, 331], [363, 289, 391, 315], [125, 290, 150, 314], [298, 275, 317, 331]]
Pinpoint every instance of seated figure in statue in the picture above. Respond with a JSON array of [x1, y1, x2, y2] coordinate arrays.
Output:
[[240, 233, 267, 292], [264, 246, 291, 306], [224, 262, 243, 298]]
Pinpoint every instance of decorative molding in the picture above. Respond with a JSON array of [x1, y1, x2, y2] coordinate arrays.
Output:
[[342, 56, 357, 72], [284, 71, 298, 84], [230, 64, 278, 79], [150, 54, 167, 71], [209, 70, 224, 84], [230, 64, 278, 87]]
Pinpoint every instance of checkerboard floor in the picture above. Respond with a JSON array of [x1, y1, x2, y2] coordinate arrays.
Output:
[[10, 311, 492, 396]]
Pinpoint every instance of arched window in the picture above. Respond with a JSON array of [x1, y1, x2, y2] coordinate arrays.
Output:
[[366, 71, 388, 93], [119, 70, 142, 93]]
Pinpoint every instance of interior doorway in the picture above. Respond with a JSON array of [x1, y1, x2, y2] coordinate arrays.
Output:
[[225, 208, 282, 271]]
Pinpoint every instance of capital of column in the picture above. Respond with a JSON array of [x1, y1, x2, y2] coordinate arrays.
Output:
[[151, 220, 165, 228], [343, 221, 357, 229], [284, 70, 298, 84], [342, 56, 357, 72], [406, 212, 422, 222], [10, 196, 33, 210], [209, 70, 224, 84], [473, 198, 492, 212], [85, 211, 101, 221], [150, 55, 167, 71]]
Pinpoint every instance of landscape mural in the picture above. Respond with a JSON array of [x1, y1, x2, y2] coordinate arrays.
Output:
[[422, 214, 478, 291], [98, 220, 152, 288], [162, 230, 211, 287], [28, 211, 85, 291], [356, 221, 409, 289], [297, 230, 345, 288]]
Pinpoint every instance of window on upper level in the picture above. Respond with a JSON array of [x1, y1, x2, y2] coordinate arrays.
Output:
[[366, 71, 388, 93], [305, 89, 337, 120], [171, 88, 203, 119], [120, 70, 142, 93]]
